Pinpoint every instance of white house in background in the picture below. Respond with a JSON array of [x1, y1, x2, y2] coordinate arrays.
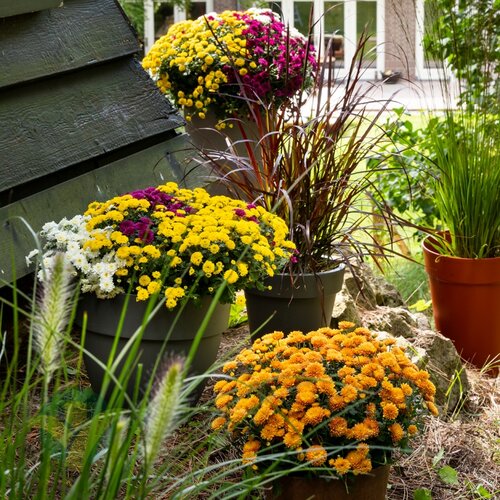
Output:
[[138, 0, 442, 81]]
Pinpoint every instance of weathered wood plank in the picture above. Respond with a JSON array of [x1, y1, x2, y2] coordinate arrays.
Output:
[[0, 134, 208, 285], [0, 0, 62, 19], [0, 58, 185, 197], [0, 0, 139, 89]]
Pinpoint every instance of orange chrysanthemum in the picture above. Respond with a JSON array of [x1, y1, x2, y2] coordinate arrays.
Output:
[[382, 402, 399, 420], [211, 325, 438, 477], [305, 445, 327, 466]]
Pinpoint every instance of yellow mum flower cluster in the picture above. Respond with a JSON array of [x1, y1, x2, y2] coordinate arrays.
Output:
[[212, 322, 437, 477], [142, 9, 317, 125], [79, 182, 295, 309]]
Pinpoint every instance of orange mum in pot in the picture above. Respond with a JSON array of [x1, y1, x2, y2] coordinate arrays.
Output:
[[212, 322, 437, 477]]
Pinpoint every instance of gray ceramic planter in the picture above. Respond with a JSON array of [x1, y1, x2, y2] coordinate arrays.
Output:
[[244, 264, 345, 338], [75, 294, 230, 403]]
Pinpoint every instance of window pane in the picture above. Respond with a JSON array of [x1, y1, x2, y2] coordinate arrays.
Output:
[[356, 1, 377, 67], [293, 2, 313, 37], [324, 2, 344, 66]]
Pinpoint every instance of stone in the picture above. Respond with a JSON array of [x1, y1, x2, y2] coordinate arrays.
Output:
[[362, 306, 419, 339], [331, 288, 362, 327], [411, 329, 469, 413], [343, 264, 405, 309], [343, 271, 378, 310], [371, 274, 405, 307]]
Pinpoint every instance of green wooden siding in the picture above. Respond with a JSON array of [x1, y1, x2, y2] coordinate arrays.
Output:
[[0, 135, 203, 285], [0, 58, 184, 198], [0, 0, 62, 19], [0, 0, 138, 89]]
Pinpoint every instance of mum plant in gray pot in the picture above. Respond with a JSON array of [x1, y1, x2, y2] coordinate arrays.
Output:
[[32, 182, 295, 401], [206, 33, 397, 338]]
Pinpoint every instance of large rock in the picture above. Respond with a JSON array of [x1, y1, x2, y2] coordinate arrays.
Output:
[[412, 329, 469, 413], [331, 288, 362, 327], [360, 306, 431, 339]]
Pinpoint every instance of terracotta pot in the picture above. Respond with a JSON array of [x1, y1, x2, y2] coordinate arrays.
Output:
[[422, 235, 500, 368], [244, 264, 345, 338], [75, 294, 230, 402], [270, 465, 390, 500]]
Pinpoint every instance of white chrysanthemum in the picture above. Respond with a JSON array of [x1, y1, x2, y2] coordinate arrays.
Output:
[[26, 249, 39, 266]]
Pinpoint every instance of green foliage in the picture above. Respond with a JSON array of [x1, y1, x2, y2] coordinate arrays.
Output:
[[119, 1, 145, 37], [438, 464, 459, 485], [367, 108, 440, 229], [423, 0, 500, 111], [118, 1, 187, 39], [382, 256, 431, 304], [228, 301, 248, 328], [428, 112, 500, 258], [414, 488, 432, 500], [467, 482, 496, 499], [369, 107, 500, 258], [0, 270, 249, 498]]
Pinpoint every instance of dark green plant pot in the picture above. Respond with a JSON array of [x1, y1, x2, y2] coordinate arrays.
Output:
[[244, 264, 345, 338], [75, 294, 230, 403]]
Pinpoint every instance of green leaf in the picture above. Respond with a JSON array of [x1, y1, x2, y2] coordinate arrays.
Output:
[[470, 483, 493, 499], [438, 465, 459, 485], [432, 448, 445, 467], [414, 488, 432, 500]]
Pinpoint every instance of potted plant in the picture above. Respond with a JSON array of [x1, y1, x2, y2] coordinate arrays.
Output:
[[206, 33, 397, 337], [31, 182, 295, 399], [420, 113, 500, 369], [142, 8, 317, 152], [415, 0, 500, 369], [211, 322, 438, 498], [380, 70, 402, 84]]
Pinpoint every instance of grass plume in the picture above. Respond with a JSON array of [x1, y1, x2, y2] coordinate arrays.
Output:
[[143, 358, 185, 468], [32, 253, 75, 381]]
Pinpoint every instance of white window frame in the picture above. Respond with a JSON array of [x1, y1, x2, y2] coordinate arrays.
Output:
[[280, 0, 384, 80]]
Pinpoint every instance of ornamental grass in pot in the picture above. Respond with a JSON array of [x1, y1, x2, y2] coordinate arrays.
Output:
[[211, 322, 438, 499], [204, 32, 398, 336], [417, 0, 500, 369], [421, 113, 500, 369], [31, 182, 295, 399]]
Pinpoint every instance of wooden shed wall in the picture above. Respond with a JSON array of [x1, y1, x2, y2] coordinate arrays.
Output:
[[0, 0, 198, 285]]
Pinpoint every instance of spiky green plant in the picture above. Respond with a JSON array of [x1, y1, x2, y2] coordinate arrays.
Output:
[[204, 32, 398, 273], [420, 0, 500, 258]]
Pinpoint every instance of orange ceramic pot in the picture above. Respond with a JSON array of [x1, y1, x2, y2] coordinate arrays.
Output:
[[422, 235, 500, 368]]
